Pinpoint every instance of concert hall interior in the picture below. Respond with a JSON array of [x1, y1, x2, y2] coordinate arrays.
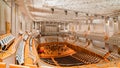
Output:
[[1, 0, 120, 68]]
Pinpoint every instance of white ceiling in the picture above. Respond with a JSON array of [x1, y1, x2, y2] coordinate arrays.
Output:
[[16, 0, 120, 21]]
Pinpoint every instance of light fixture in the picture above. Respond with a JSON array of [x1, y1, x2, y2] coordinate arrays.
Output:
[[33, 21, 35, 29], [106, 16, 109, 23], [101, 16, 104, 19], [65, 10, 67, 15], [113, 16, 118, 23], [51, 8, 54, 14], [94, 14, 97, 17], [75, 12, 78, 17], [58, 25, 61, 27], [86, 13, 88, 16], [113, 17, 116, 22], [107, 20, 109, 25]]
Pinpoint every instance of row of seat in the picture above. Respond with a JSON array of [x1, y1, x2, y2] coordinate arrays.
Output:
[[78, 37, 86, 43], [108, 53, 120, 60], [86, 34, 106, 42], [54, 56, 84, 66], [16, 40, 25, 65], [0, 34, 15, 50], [69, 32, 108, 43], [0, 34, 10, 39], [86, 43, 108, 57], [66, 36, 109, 58], [72, 52, 101, 64]]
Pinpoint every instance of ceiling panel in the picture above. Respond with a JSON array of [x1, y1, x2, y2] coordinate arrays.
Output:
[[16, 0, 120, 21]]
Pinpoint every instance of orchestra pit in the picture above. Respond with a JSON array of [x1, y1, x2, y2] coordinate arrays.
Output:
[[0, 0, 120, 68]]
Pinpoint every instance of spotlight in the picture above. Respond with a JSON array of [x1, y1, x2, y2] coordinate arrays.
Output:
[[86, 13, 88, 16], [51, 8, 54, 14], [101, 16, 104, 19], [113, 16, 118, 23], [94, 14, 97, 17], [65, 10, 67, 15], [75, 12, 78, 17]]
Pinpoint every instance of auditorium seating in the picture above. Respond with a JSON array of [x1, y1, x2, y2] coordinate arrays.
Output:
[[40, 56, 84, 66], [24, 36, 37, 65], [54, 56, 84, 66], [38, 33, 120, 67], [69, 39, 108, 57], [72, 52, 101, 64], [16, 40, 25, 65], [82, 54, 100, 63], [0, 34, 15, 51], [86, 43, 109, 57], [108, 53, 120, 60]]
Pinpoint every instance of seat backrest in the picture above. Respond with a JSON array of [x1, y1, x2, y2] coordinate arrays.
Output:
[[16, 40, 25, 65], [0, 34, 15, 50]]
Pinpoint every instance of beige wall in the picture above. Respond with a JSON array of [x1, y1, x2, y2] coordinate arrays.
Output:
[[0, 0, 33, 36], [0, 0, 7, 34]]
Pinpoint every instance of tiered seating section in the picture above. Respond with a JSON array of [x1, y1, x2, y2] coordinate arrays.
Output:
[[0, 33, 37, 67], [16, 34, 29, 65], [64, 32, 111, 59], [72, 52, 101, 64], [41, 56, 84, 66], [24, 36, 37, 65], [16, 40, 25, 65], [107, 34, 120, 46], [0, 34, 15, 51], [54, 56, 84, 66], [39, 32, 112, 67]]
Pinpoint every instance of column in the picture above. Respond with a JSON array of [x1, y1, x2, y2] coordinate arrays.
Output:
[[118, 16, 120, 33], [11, 0, 16, 36]]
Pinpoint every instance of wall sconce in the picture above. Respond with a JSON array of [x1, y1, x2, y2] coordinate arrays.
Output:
[[94, 14, 97, 17], [58, 25, 61, 27], [86, 13, 88, 16], [75, 12, 78, 17], [113, 16, 118, 23], [101, 16, 104, 19], [65, 10, 67, 15], [51, 8, 54, 14], [105, 16, 109, 24]]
